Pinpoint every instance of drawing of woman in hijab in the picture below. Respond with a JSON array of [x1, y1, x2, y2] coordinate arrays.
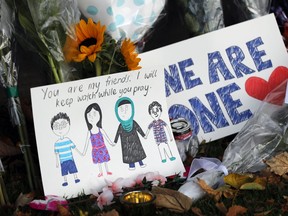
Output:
[[114, 97, 147, 170]]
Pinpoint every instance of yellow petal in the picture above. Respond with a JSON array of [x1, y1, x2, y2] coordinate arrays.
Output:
[[88, 53, 96, 62], [74, 53, 87, 62]]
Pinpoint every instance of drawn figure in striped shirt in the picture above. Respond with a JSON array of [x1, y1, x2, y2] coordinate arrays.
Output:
[[145, 101, 176, 163], [51, 112, 81, 187]]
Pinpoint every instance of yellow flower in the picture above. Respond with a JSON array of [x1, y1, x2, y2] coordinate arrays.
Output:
[[63, 18, 106, 63], [121, 39, 141, 70]]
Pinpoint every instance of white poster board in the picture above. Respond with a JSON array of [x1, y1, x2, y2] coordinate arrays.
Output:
[[140, 14, 288, 142], [31, 68, 185, 197]]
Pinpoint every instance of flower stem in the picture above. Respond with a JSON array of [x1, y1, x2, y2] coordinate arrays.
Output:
[[48, 53, 62, 83], [14, 96, 39, 192], [95, 58, 102, 77], [108, 47, 117, 74]]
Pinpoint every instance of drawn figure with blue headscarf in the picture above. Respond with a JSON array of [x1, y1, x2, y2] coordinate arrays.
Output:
[[114, 97, 147, 170]]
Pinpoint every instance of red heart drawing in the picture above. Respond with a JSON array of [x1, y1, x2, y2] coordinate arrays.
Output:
[[245, 66, 288, 105]]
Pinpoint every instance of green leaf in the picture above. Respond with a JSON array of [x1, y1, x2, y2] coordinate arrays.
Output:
[[240, 177, 266, 190]]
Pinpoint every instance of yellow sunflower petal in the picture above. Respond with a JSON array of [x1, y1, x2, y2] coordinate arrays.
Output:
[[73, 53, 87, 62], [80, 46, 94, 55], [78, 19, 90, 39], [121, 39, 141, 70], [63, 19, 106, 63], [75, 21, 88, 41], [88, 53, 97, 62], [89, 44, 101, 53]]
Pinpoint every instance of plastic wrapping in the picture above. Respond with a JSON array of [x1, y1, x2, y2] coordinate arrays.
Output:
[[184, 0, 224, 36], [77, 0, 166, 43], [25, 0, 80, 82], [0, 0, 21, 126], [222, 0, 272, 26], [233, 0, 272, 18], [179, 80, 288, 201], [0, 0, 38, 191], [27, 0, 80, 62], [222, 80, 288, 173]]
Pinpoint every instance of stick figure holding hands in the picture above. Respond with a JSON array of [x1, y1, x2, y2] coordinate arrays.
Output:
[[83, 103, 113, 177], [145, 101, 176, 163]]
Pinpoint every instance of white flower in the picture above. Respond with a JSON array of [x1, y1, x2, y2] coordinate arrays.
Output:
[[95, 188, 114, 210]]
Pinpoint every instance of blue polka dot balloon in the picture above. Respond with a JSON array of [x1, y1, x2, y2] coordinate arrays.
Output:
[[77, 0, 165, 42]]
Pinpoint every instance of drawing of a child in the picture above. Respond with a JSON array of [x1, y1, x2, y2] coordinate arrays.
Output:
[[83, 103, 113, 177], [145, 101, 176, 163], [51, 112, 81, 187]]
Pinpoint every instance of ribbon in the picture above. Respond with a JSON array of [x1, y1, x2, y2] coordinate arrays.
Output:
[[187, 157, 228, 179], [6, 86, 18, 98]]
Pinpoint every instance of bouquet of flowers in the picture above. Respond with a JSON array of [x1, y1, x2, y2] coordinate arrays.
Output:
[[8, 0, 158, 84], [0, 0, 38, 194]]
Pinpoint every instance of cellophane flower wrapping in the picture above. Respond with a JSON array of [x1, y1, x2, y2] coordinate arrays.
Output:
[[77, 0, 166, 43], [222, 80, 288, 173], [180, 0, 225, 36], [8, 0, 81, 83], [0, 0, 22, 126], [222, 0, 272, 26], [0, 0, 38, 192]]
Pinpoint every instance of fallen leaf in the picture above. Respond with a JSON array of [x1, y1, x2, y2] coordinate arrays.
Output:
[[79, 209, 89, 216], [224, 173, 253, 189], [254, 210, 273, 216], [226, 205, 247, 216], [216, 202, 227, 214], [222, 187, 237, 199], [191, 207, 204, 216], [197, 179, 237, 202], [152, 186, 192, 213], [197, 179, 222, 202], [58, 205, 72, 216], [14, 210, 32, 216], [266, 152, 288, 176], [98, 209, 119, 216], [240, 177, 266, 190]]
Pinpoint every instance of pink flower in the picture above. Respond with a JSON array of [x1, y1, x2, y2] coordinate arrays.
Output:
[[121, 177, 136, 188], [96, 188, 114, 210], [135, 172, 167, 186], [152, 172, 167, 185], [135, 173, 146, 185], [105, 178, 124, 194]]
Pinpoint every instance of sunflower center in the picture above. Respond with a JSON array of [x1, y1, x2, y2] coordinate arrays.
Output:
[[79, 38, 97, 48]]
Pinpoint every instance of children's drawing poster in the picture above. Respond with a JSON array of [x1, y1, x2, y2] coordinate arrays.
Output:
[[30, 68, 185, 198], [140, 14, 288, 143]]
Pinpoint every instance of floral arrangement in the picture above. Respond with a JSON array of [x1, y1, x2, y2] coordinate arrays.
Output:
[[29, 171, 168, 213], [8, 0, 142, 84], [62, 18, 141, 79]]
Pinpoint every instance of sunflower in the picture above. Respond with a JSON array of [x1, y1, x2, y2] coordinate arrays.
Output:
[[121, 39, 142, 70], [63, 18, 106, 63]]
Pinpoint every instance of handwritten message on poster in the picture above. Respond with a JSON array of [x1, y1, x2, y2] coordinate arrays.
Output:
[[140, 14, 288, 142], [31, 68, 185, 197]]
